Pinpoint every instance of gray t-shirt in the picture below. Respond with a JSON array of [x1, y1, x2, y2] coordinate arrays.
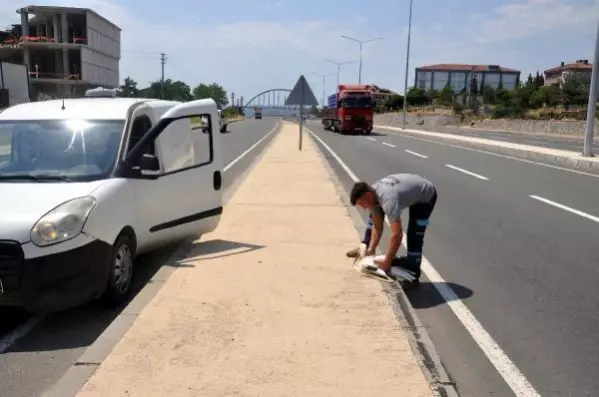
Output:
[[371, 173, 435, 222]]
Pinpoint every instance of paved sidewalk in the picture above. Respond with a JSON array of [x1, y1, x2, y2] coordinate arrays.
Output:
[[76, 122, 435, 397]]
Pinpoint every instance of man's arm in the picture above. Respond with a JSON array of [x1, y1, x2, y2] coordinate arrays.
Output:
[[375, 218, 403, 271], [366, 212, 385, 255]]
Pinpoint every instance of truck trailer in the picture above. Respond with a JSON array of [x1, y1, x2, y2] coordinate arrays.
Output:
[[322, 84, 373, 135]]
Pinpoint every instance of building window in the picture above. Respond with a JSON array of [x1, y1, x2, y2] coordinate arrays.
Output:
[[417, 71, 431, 90], [484, 73, 501, 89], [449, 72, 466, 92], [432, 71, 449, 91], [502, 74, 518, 90]]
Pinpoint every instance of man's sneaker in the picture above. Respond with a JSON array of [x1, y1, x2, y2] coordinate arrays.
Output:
[[401, 277, 420, 291], [391, 255, 421, 279]]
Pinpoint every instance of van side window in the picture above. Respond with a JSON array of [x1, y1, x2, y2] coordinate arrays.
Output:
[[156, 113, 213, 174], [128, 116, 155, 155]]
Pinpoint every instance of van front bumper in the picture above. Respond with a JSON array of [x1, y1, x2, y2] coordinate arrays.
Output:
[[0, 238, 112, 313]]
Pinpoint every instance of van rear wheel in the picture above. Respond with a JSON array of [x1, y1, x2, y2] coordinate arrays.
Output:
[[102, 234, 135, 305]]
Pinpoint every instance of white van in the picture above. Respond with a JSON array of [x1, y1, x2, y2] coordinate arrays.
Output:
[[0, 88, 223, 313]]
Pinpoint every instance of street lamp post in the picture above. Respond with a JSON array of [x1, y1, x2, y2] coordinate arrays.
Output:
[[325, 58, 355, 88], [583, 19, 599, 157], [313, 72, 336, 108], [340, 35, 383, 84], [402, 0, 414, 130]]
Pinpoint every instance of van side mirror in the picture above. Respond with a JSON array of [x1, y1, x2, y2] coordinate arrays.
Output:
[[140, 153, 160, 174]]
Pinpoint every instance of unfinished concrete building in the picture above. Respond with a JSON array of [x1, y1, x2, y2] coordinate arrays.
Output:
[[0, 5, 121, 100]]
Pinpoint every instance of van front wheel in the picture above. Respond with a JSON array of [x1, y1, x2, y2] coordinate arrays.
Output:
[[102, 234, 135, 305]]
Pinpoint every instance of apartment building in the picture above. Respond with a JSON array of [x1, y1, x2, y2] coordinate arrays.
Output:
[[544, 60, 592, 86], [367, 84, 399, 104], [414, 64, 521, 92], [0, 5, 121, 99]]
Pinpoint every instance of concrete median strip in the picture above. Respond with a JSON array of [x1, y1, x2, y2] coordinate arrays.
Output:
[[51, 122, 438, 397], [375, 124, 599, 175]]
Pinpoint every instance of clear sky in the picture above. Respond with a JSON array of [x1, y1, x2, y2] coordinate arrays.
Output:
[[2, 0, 598, 102]]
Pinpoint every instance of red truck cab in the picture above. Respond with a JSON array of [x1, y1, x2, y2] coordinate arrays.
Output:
[[322, 84, 373, 135]]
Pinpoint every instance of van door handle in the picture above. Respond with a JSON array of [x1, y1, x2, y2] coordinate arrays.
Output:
[[213, 171, 222, 190]]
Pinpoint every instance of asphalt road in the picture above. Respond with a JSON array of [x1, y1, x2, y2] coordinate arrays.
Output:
[[378, 120, 598, 152], [0, 118, 279, 397], [307, 121, 599, 397]]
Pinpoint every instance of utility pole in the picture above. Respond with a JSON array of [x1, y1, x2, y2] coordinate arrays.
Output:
[[401, 0, 414, 130], [325, 59, 355, 88], [160, 52, 167, 99], [341, 35, 383, 84], [313, 72, 335, 108], [583, 19, 599, 157]]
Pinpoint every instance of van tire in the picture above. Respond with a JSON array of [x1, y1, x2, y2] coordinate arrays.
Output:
[[102, 234, 136, 305]]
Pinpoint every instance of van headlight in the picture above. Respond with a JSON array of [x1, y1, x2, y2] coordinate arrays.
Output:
[[31, 196, 97, 247]]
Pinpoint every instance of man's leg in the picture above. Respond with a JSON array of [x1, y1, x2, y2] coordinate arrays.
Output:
[[346, 213, 373, 257], [397, 190, 438, 279]]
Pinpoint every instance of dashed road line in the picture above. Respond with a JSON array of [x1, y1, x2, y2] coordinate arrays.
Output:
[[530, 195, 599, 223], [382, 142, 396, 148], [446, 164, 489, 180], [366, 137, 376, 141], [307, 127, 540, 397], [405, 149, 428, 159]]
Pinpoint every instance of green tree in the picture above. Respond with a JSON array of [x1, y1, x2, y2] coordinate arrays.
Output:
[[495, 88, 511, 105], [533, 71, 545, 87], [481, 85, 496, 104], [469, 76, 479, 94], [561, 73, 589, 107], [406, 87, 427, 106], [439, 84, 454, 105], [193, 83, 228, 108], [383, 94, 404, 110], [139, 79, 193, 101], [425, 89, 439, 104], [119, 77, 140, 97], [530, 85, 561, 108]]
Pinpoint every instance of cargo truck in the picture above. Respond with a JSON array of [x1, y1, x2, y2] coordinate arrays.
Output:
[[254, 106, 262, 119], [322, 84, 373, 135]]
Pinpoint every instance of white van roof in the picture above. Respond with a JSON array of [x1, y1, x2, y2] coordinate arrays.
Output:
[[0, 97, 180, 121]]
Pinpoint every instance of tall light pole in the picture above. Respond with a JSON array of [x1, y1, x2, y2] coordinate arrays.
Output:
[[313, 72, 336, 108], [583, 19, 599, 157], [325, 59, 355, 88], [402, 0, 414, 130], [340, 35, 383, 84]]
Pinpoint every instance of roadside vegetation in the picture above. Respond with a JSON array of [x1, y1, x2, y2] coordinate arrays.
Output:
[[377, 71, 595, 122], [118, 77, 241, 120]]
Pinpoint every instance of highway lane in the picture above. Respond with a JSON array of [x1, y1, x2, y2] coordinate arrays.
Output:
[[377, 119, 597, 152], [0, 118, 279, 397], [307, 121, 599, 397]]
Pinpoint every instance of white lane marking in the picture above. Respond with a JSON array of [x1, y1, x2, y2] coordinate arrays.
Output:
[[366, 137, 376, 141], [446, 164, 489, 180], [0, 122, 281, 355], [223, 122, 279, 172], [382, 142, 396, 148], [306, 127, 541, 397], [530, 195, 599, 223], [405, 149, 428, 159], [0, 315, 46, 354], [376, 128, 599, 178]]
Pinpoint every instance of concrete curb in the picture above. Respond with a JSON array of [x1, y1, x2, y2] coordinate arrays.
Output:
[[304, 126, 460, 397], [42, 122, 283, 397], [375, 124, 599, 175]]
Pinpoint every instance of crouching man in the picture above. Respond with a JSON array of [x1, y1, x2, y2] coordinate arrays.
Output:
[[347, 173, 438, 288]]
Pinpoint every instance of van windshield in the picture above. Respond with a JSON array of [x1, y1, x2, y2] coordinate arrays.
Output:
[[0, 119, 125, 182]]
